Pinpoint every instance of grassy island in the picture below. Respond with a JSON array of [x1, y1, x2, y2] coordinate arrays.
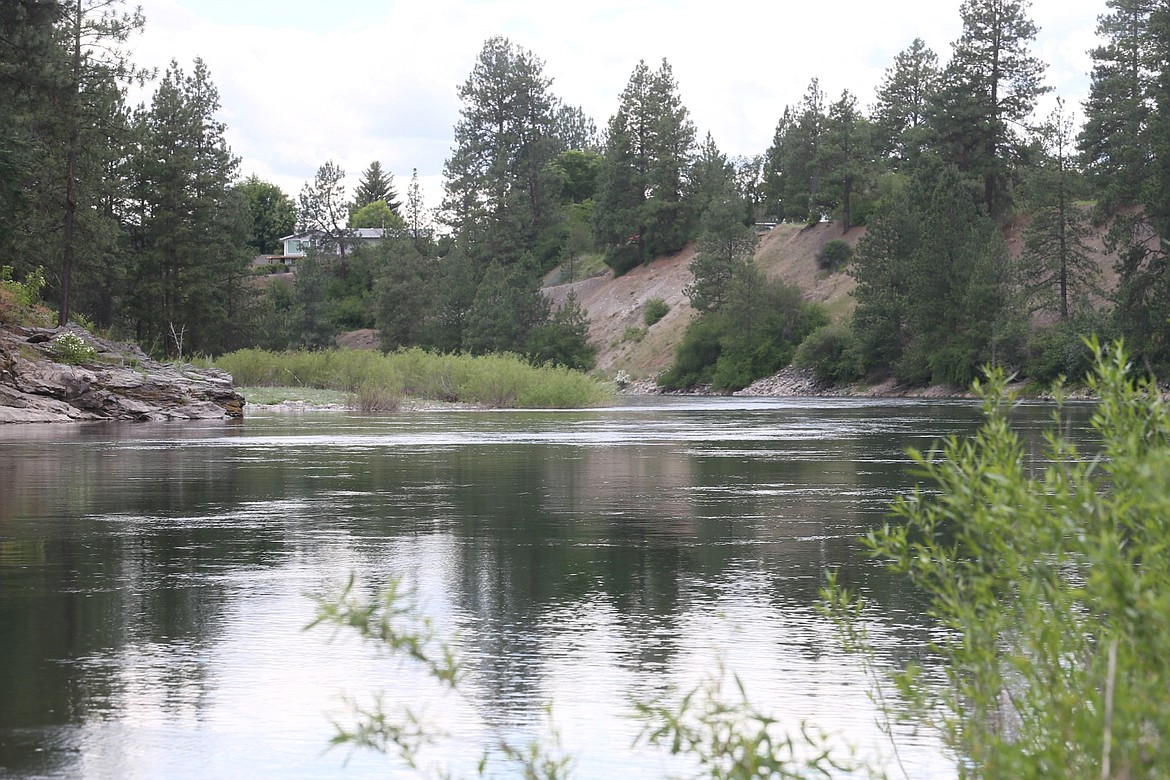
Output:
[[216, 348, 612, 410]]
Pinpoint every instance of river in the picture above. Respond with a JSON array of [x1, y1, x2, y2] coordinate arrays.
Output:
[[0, 396, 1093, 779]]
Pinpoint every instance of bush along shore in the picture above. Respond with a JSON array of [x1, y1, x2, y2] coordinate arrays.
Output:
[[216, 348, 613, 411], [0, 324, 244, 423]]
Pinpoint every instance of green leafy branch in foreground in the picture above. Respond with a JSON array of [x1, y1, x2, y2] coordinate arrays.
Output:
[[826, 338, 1170, 779], [309, 576, 574, 779], [310, 578, 875, 779], [634, 667, 881, 780]]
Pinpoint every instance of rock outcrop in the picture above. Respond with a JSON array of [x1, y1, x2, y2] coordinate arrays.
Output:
[[0, 326, 244, 423]]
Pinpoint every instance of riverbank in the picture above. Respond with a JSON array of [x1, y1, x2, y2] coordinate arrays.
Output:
[[0, 325, 244, 423]]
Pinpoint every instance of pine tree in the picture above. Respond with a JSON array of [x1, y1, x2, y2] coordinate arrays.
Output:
[[1079, 2, 1170, 370], [0, 0, 61, 257], [1078, 0, 1159, 210], [594, 58, 695, 273], [819, 90, 874, 231], [129, 58, 251, 354], [872, 37, 939, 167], [437, 36, 562, 353], [441, 36, 560, 267], [685, 181, 757, 314], [54, 0, 146, 326], [930, 0, 1049, 215], [404, 168, 432, 248], [351, 161, 399, 214], [1018, 101, 1099, 320], [762, 80, 828, 224]]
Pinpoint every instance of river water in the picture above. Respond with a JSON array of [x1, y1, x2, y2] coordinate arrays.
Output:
[[0, 396, 1093, 779]]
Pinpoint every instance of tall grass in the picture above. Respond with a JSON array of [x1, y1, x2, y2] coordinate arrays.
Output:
[[216, 348, 611, 409]]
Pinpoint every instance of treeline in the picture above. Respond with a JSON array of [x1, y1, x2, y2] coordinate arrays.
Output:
[[666, 0, 1170, 389], [6, 1, 1170, 387]]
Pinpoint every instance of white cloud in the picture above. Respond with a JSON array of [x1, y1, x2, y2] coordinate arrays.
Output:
[[128, 0, 1104, 212]]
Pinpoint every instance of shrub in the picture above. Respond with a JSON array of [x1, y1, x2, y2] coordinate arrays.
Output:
[[816, 239, 853, 271], [1024, 312, 1118, 385], [348, 382, 402, 412], [793, 323, 861, 383], [50, 332, 97, 365], [830, 341, 1170, 778], [642, 297, 669, 326], [215, 348, 611, 409], [621, 326, 647, 344], [0, 266, 53, 327]]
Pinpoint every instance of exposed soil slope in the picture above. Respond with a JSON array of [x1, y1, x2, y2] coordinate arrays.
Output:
[[545, 222, 862, 379]]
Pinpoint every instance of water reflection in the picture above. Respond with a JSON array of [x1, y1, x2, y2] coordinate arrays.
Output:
[[0, 398, 1096, 778]]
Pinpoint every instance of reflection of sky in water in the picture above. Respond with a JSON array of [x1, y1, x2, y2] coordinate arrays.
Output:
[[1, 399, 1096, 778]]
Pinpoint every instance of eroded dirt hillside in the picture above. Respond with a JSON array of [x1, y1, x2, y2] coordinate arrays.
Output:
[[545, 222, 863, 379]]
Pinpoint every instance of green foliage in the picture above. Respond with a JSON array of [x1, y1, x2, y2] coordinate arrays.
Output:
[[525, 291, 596, 371], [595, 58, 697, 272], [50, 332, 97, 365], [793, 323, 861, 383], [832, 342, 1170, 778], [216, 348, 610, 409], [658, 315, 724, 389], [348, 382, 402, 413], [237, 175, 296, 255], [642, 297, 669, 326], [816, 239, 853, 271], [0, 266, 52, 326], [685, 181, 758, 314], [663, 273, 826, 392], [620, 326, 647, 344], [351, 160, 399, 215], [849, 163, 1021, 385], [349, 200, 403, 230], [1017, 101, 1100, 320], [635, 669, 878, 779], [929, 0, 1048, 215], [128, 58, 253, 355], [1023, 312, 1118, 385]]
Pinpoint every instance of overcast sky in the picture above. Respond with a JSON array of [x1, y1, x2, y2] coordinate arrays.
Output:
[[125, 0, 1105, 212]]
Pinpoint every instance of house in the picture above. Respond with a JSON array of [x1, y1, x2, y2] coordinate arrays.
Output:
[[278, 228, 389, 258]]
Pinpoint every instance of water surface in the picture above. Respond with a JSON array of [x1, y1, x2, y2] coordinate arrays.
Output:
[[0, 396, 1092, 778]]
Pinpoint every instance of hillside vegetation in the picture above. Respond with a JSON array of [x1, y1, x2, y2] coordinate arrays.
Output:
[[546, 222, 862, 380]]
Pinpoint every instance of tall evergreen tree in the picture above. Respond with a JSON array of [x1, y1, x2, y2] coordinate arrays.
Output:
[[404, 167, 431, 247], [1018, 101, 1099, 320], [351, 160, 399, 214], [762, 80, 828, 224], [1078, 0, 1159, 210], [931, 0, 1049, 215], [594, 58, 696, 273], [851, 162, 1017, 384], [685, 180, 757, 315], [1079, 2, 1170, 370], [819, 89, 875, 231], [436, 36, 562, 353], [0, 0, 61, 255], [54, 0, 146, 326], [128, 58, 251, 354], [872, 37, 939, 167]]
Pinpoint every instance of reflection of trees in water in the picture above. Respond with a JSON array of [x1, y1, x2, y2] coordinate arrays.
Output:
[[0, 435, 286, 776]]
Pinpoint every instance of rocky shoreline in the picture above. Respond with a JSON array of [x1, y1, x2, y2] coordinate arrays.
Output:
[[623, 366, 976, 399], [0, 325, 244, 423]]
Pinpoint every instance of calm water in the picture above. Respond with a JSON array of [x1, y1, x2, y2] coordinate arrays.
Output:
[[0, 396, 1094, 779]]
